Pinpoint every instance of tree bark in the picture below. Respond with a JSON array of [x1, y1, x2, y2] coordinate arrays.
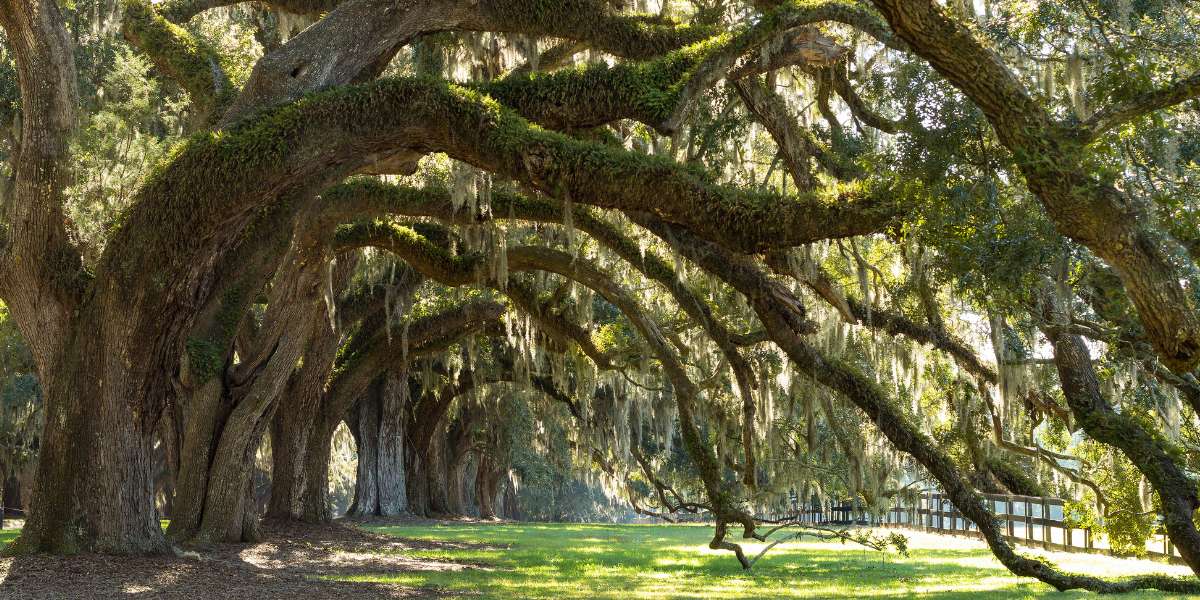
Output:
[[377, 367, 409, 516], [347, 386, 381, 517], [406, 443, 429, 517], [475, 453, 499, 520], [425, 414, 450, 515]]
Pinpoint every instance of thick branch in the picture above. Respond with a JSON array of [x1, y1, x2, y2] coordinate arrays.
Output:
[[823, 65, 900, 134], [123, 0, 237, 126], [1076, 71, 1200, 144], [216, 0, 715, 128], [325, 300, 506, 415], [333, 219, 616, 370], [158, 0, 341, 24], [1037, 282, 1200, 578], [733, 75, 821, 190]]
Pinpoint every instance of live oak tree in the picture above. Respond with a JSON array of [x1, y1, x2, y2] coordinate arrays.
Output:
[[1, 0, 1200, 594]]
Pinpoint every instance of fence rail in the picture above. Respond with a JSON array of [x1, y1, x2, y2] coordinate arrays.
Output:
[[756, 492, 1186, 567]]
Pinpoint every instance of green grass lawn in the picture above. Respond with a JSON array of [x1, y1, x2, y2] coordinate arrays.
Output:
[[2, 521, 1191, 598], [337, 523, 1189, 599]]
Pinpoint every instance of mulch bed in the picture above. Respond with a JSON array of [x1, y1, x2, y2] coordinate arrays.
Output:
[[0, 518, 503, 599]]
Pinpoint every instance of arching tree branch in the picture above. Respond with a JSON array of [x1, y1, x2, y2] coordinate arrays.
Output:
[[123, 0, 238, 127]]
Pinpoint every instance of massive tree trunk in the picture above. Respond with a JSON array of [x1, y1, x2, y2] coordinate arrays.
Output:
[[167, 226, 352, 543], [0, 0, 173, 556], [346, 367, 410, 517], [347, 386, 382, 517], [376, 368, 409, 516], [9, 314, 173, 555]]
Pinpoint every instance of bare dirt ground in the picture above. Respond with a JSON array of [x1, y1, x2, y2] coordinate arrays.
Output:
[[0, 518, 505, 599], [338, 513, 516, 528]]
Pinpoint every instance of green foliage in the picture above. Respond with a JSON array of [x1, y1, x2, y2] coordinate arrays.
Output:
[[0, 302, 39, 485], [185, 337, 222, 383], [66, 44, 186, 265]]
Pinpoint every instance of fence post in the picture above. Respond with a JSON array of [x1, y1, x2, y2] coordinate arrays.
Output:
[[1006, 496, 1014, 539], [1042, 498, 1049, 549], [936, 495, 942, 533], [1025, 498, 1032, 544]]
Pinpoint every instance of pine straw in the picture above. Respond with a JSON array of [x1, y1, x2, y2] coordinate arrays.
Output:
[[0, 518, 502, 599]]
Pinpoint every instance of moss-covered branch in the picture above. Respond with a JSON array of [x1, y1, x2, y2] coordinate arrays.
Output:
[[326, 300, 507, 415], [333, 218, 616, 370], [319, 184, 773, 489], [158, 0, 340, 24], [1075, 71, 1200, 145], [216, 0, 715, 127], [478, 2, 898, 136], [121, 77, 896, 281], [1038, 282, 1200, 580], [122, 0, 237, 127]]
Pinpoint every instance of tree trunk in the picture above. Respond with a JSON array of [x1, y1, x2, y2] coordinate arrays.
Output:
[[377, 368, 408, 516], [296, 411, 341, 524], [0, 0, 173, 556], [195, 403, 274, 543], [446, 454, 471, 516], [445, 415, 477, 516], [406, 443, 429, 517], [425, 414, 450, 514], [476, 454, 499, 520], [10, 333, 172, 555], [265, 400, 314, 520], [3, 472, 24, 518], [348, 389, 381, 517], [165, 377, 228, 541], [266, 293, 347, 520]]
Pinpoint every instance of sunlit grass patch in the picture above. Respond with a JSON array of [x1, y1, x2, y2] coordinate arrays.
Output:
[[326, 523, 1189, 599]]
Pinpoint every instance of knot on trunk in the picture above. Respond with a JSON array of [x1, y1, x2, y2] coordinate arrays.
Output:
[[787, 29, 851, 68], [522, 144, 555, 184], [767, 281, 817, 335]]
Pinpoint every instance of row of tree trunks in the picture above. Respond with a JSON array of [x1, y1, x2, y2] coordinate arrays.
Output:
[[262, 295, 504, 523]]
